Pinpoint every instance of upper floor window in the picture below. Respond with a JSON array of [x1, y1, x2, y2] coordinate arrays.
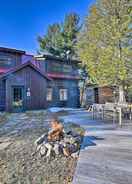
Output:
[[50, 63, 62, 73], [48, 62, 72, 74], [59, 89, 68, 101], [0, 56, 12, 67], [47, 88, 53, 101], [63, 64, 72, 73]]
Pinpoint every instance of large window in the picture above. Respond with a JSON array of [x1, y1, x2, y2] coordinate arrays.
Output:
[[59, 89, 68, 101], [47, 88, 53, 101]]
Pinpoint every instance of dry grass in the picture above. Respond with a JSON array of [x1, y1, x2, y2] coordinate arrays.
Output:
[[0, 110, 83, 184]]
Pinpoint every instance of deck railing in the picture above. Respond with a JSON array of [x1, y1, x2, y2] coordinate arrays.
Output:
[[92, 102, 132, 126]]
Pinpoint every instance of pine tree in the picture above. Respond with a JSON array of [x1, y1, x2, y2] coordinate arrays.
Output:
[[62, 13, 80, 58], [38, 13, 80, 59], [38, 23, 63, 56]]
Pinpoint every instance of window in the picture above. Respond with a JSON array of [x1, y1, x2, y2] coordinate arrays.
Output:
[[0, 56, 12, 67], [50, 63, 62, 72], [47, 88, 52, 101], [63, 64, 72, 73], [13, 87, 23, 107], [48, 62, 72, 74], [59, 89, 68, 101]]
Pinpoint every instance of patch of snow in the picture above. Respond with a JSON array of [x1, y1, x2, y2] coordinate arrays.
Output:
[[0, 142, 12, 150], [48, 107, 77, 113]]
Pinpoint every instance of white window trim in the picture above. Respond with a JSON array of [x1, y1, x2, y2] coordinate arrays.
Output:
[[47, 88, 53, 101], [59, 89, 68, 101]]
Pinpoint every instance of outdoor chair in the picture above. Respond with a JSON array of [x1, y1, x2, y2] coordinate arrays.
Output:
[[92, 103, 104, 120]]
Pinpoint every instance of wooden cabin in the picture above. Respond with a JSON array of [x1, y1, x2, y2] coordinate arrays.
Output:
[[84, 84, 114, 106], [35, 55, 81, 108], [0, 47, 80, 112]]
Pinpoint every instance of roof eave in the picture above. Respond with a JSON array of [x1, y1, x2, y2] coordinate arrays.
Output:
[[0, 61, 52, 81], [0, 47, 26, 55], [35, 54, 81, 64]]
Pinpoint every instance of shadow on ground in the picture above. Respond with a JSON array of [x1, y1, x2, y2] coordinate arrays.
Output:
[[81, 136, 104, 150]]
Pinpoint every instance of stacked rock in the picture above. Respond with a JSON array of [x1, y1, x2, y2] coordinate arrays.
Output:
[[34, 119, 82, 158]]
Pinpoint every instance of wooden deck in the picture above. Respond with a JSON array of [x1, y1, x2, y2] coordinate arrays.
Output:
[[73, 130, 132, 184], [61, 110, 132, 184]]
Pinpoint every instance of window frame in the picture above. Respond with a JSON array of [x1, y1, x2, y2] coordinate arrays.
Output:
[[59, 89, 68, 101], [0, 56, 12, 68], [46, 88, 53, 101]]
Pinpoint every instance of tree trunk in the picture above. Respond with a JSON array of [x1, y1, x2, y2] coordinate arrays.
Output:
[[118, 85, 126, 103]]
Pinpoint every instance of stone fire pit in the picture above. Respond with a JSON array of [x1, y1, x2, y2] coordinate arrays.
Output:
[[34, 118, 82, 159]]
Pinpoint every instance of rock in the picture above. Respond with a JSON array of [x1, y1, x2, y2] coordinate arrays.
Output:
[[64, 136, 77, 144], [63, 126, 72, 134], [74, 136, 82, 143], [64, 129, 79, 137], [40, 145, 47, 157], [59, 140, 66, 148], [45, 143, 53, 157], [70, 131, 79, 137], [63, 147, 70, 157], [69, 143, 78, 153], [53, 143, 60, 155], [35, 133, 47, 145], [71, 152, 79, 158]]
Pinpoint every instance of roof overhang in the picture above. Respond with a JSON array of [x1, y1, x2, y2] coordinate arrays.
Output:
[[47, 73, 80, 80], [0, 47, 26, 55]]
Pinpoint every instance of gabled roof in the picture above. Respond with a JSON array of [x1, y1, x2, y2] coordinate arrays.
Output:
[[0, 47, 25, 55], [0, 61, 51, 81]]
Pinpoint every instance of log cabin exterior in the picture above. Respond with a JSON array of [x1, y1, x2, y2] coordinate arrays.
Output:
[[0, 47, 80, 112]]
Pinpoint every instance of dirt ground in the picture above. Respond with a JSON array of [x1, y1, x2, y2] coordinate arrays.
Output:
[[0, 110, 82, 184]]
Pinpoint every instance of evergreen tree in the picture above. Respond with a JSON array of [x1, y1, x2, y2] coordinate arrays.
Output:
[[38, 23, 63, 56], [62, 13, 80, 58], [38, 13, 80, 59]]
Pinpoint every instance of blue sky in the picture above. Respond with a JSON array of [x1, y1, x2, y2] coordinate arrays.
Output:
[[0, 0, 94, 54]]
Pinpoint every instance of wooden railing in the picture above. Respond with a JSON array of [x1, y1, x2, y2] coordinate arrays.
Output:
[[92, 103, 132, 126]]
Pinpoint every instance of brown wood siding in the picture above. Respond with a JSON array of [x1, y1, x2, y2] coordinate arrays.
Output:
[[98, 87, 114, 103], [0, 80, 6, 110], [0, 51, 22, 69], [5, 66, 47, 112], [47, 79, 80, 108]]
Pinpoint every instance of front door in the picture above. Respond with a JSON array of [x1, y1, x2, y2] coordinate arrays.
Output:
[[12, 86, 24, 112], [94, 88, 99, 103]]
